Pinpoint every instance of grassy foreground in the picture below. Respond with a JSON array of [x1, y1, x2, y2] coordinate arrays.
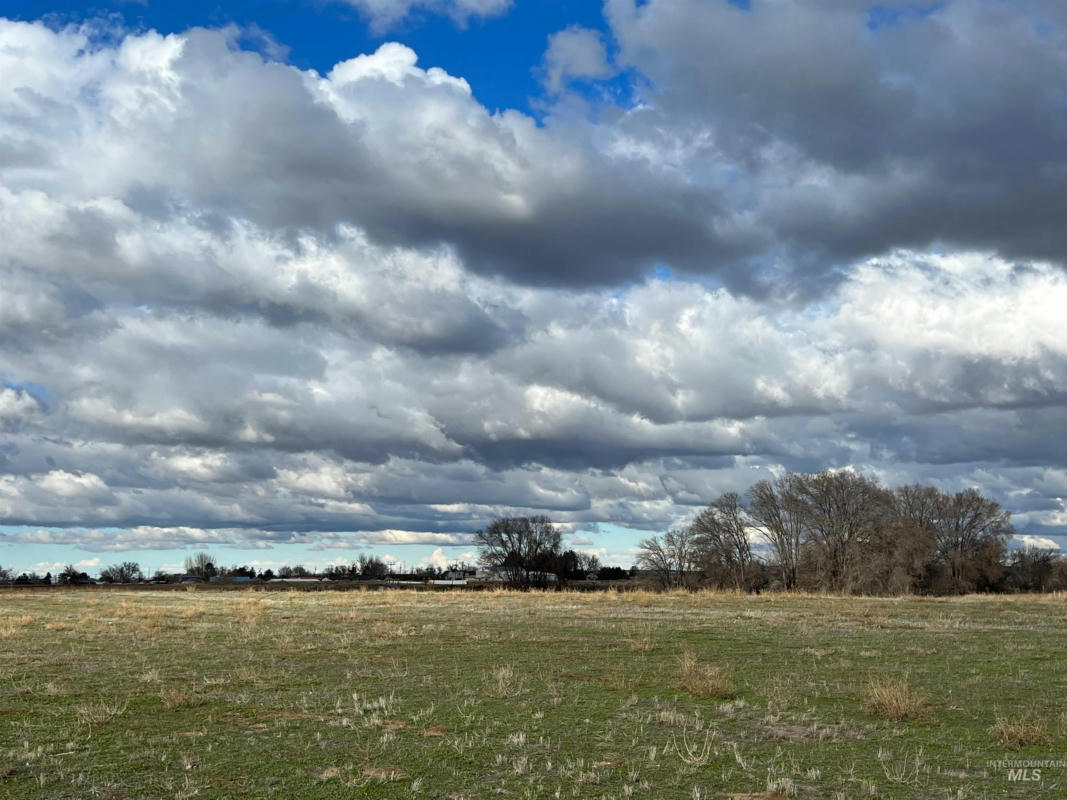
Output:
[[1, 589, 1064, 799]]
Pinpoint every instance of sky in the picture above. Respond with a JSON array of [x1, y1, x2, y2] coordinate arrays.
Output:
[[2, 0, 1067, 578]]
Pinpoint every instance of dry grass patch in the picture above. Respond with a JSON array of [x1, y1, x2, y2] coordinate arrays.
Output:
[[678, 650, 734, 698], [863, 675, 930, 721], [313, 766, 343, 782], [989, 712, 1051, 747], [160, 687, 204, 709], [629, 636, 654, 653], [0, 614, 33, 637], [179, 603, 206, 620], [363, 766, 407, 780], [488, 664, 523, 698], [75, 699, 128, 726]]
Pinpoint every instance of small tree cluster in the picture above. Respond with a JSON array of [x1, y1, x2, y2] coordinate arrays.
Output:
[[184, 552, 217, 580], [322, 554, 390, 581], [639, 470, 1024, 595], [58, 564, 92, 585], [473, 516, 605, 587], [99, 562, 144, 584]]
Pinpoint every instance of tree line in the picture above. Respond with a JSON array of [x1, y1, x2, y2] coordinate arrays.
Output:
[[636, 470, 1064, 595], [4, 471, 1062, 595]]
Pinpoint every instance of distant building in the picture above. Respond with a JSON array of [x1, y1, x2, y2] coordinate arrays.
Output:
[[442, 567, 477, 581]]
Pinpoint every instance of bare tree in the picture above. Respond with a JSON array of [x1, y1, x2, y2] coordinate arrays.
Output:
[[637, 535, 673, 588], [895, 483, 943, 531], [933, 488, 1013, 592], [578, 552, 600, 576], [99, 561, 144, 584], [747, 477, 806, 590], [637, 528, 699, 589], [278, 564, 310, 578], [184, 552, 217, 580], [357, 554, 389, 580], [789, 470, 895, 593], [475, 515, 562, 587], [851, 517, 936, 595], [690, 493, 755, 590], [895, 484, 1013, 592]]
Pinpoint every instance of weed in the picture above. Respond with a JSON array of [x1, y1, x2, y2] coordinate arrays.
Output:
[[863, 675, 930, 721], [678, 650, 733, 698], [989, 712, 1051, 747]]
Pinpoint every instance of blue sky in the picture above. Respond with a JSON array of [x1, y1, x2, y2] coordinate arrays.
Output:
[[4, 0, 615, 115], [2, 0, 1067, 578]]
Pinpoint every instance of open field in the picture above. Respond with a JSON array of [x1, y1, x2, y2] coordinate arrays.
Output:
[[1, 589, 1064, 799]]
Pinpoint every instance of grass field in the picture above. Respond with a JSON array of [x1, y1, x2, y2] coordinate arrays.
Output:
[[1, 588, 1064, 799]]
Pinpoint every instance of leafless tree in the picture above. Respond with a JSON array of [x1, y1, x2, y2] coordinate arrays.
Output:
[[789, 470, 895, 592], [933, 488, 1013, 592], [637, 528, 699, 589], [690, 492, 755, 590], [577, 552, 600, 575], [895, 483, 943, 531], [475, 515, 562, 587], [895, 484, 1013, 592], [99, 561, 144, 584], [851, 517, 936, 595], [747, 477, 806, 590], [184, 551, 217, 579]]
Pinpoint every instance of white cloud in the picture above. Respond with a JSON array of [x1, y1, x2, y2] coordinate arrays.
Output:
[[339, 0, 511, 32], [0, 388, 39, 421], [37, 471, 111, 499], [1016, 535, 1060, 551], [424, 547, 450, 569], [542, 26, 613, 94], [0, 15, 1066, 561]]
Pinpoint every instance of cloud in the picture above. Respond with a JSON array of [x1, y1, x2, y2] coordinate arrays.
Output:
[[338, 0, 511, 32], [604, 0, 1067, 283], [0, 22, 730, 289], [1, 14, 1066, 562], [2, 240, 1067, 553], [1016, 535, 1060, 551], [542, 26, 613, 94], [0, 387, 41, 426], [3, 527, 305, 552]]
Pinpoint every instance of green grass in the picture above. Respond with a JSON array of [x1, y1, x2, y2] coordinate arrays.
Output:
[[1, 588, 1064, 798]]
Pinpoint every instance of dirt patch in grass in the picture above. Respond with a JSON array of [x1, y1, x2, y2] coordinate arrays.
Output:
[[363, 766, 408, 780], [762, 720, 866, 742]]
